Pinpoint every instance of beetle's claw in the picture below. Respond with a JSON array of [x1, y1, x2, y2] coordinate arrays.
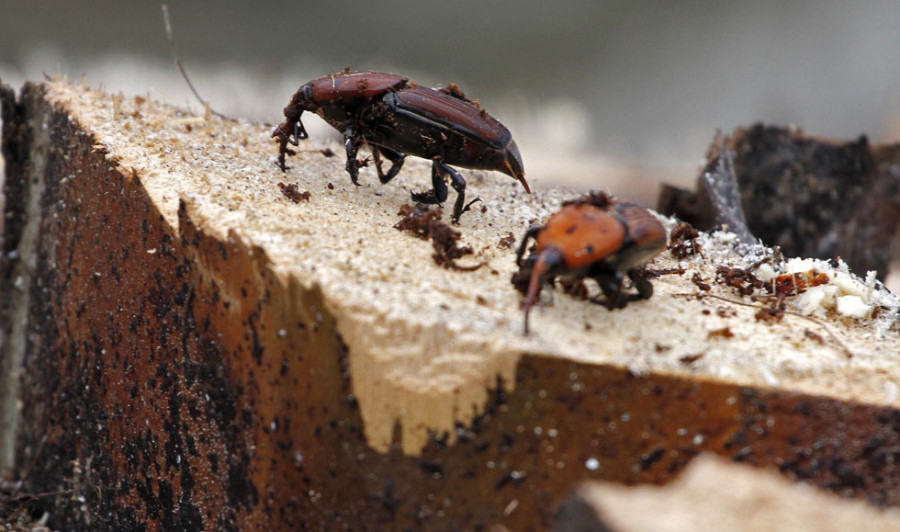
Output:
[[461, 197, 482, 214], [449, 197, 483, 224]]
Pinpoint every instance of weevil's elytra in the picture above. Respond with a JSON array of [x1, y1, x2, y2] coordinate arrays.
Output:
[[534, 204, 627, 272], [514, 192, 667, 334], [389, 87, 511, 150], [272, 70, 529, 223]]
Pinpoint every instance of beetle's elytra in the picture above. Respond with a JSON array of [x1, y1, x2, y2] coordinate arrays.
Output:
[[272, 70, 529, 223], [514, 192, 667, 334]]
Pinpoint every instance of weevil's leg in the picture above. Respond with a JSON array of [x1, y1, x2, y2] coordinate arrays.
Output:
[[591, 270, 627, 309], [411, 160, 449, 205], [272, 122, 295, 172], [373, 146, 406, 184], [371, 148, 386, 183], [276, 140, 293, 172], [458, 197, 482, 220], [436, 161, 471, 224], [272, 114, 308, 172], [515, 226, 541, 267], [344, 127, 365, 186], [516, 225, 541, 268], [371, 146, 382, 177], [628, 269, 654, 299], [293, 119, 308, 141], [591, 269, 650, 310], [286, 122, 301, 146]]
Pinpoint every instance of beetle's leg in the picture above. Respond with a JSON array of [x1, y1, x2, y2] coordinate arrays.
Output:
[[444, 163, 468, 224], [293, 119, 309, 142], [628, 269, 654, 300], [272, 122, 296, 172], [344, 128, 365, 186], [371, 148, 385, 182], [443, 168, 481, 222], [372, 147, 406, 184], [272, 113, 308, 172], [591, 271, 628, 309], [459, 197, 483, 218], [592, 269, 650, 309], [411, 161, 449, 206], [434, 161, 472, 224], [275, 138, 293, 172], [515, 226, 541, 267]]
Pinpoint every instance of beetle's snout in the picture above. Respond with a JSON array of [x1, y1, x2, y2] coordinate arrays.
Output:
[[503, 140, 530, 194], [522, 247, 564, 334]]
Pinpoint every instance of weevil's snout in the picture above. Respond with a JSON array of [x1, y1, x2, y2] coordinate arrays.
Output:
[[522, 247, 564, 335], [503, 139, 530, 194]]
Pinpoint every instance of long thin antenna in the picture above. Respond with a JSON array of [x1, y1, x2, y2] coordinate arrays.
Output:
[[162, 4, 233, 121]]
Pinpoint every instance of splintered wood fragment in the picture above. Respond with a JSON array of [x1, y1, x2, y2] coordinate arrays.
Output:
[[1, 79, 899, 531], [658, 134, 755, 245], [556, 455, 900, 532]]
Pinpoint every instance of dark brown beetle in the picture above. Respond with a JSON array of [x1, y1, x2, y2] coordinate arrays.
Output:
[[514, 192, 667, 334], [272, 70, 530, 222]]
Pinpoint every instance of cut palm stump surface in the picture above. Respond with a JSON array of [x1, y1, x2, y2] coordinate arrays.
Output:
[[1, 79, 899, 531]]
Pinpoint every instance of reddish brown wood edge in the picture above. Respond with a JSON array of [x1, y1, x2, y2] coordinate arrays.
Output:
[[3, 83, 900, 531]]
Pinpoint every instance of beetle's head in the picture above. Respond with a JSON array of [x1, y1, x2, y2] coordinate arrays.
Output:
[[272, 85, 314, 148], [480, 139, 529, 194], [501, 139, 530, 194], [522, 246, 565, 335]]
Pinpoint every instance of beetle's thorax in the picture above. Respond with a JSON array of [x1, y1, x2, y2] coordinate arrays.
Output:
[[535, 204, 628, 273], [303, 72, 407, 125]]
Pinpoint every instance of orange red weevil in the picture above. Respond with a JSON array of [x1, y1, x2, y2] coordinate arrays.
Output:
[[514, 192, 667, 334]]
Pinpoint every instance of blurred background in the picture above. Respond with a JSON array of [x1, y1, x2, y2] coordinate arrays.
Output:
[[2, 1, 899, 287]]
